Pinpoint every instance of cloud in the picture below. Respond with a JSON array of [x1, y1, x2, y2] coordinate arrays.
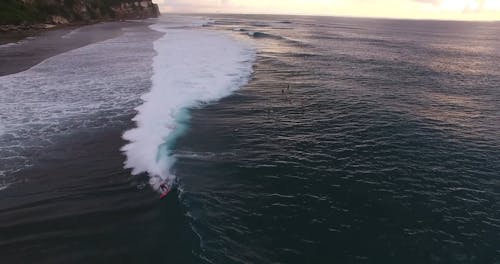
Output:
[[413, 0, 441, 4], [412, 0, 499, 12], [154, 0, 500, 20], [158, 0, 343, 14], [158, 0, 234, 13]]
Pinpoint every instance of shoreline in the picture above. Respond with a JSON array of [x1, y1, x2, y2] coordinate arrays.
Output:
[[0, 19, 155, 76], [0, 20, 110, 45]]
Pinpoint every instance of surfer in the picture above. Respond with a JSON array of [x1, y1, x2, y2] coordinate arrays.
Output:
[[160, 183, 171, 199], [160, 183, 169, 191]]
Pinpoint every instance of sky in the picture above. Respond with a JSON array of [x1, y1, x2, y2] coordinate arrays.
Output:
[[154, 0, 500, 21]]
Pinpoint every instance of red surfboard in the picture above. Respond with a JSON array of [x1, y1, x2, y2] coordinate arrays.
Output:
[[160, 189, 171, 199]]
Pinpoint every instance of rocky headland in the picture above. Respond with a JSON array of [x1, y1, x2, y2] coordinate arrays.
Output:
[[0, 0, 160, 32]]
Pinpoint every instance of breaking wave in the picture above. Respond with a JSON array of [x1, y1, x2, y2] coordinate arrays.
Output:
[[121, 16, 255, 191]]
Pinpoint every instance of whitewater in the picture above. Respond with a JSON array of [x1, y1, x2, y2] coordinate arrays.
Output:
[[121, 16, 255, 190], [0, 23, 158, 190]]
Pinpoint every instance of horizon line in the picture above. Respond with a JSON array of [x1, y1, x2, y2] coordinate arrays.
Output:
[[160, 11, 500, 23]]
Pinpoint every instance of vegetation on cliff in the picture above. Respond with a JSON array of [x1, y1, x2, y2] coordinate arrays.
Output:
[[0, 0, 160, 25], [0, 0, 37, 25]]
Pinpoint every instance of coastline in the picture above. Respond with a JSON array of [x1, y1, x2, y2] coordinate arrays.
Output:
[[0, 19, 155, 76], [0, 0, 160, 39], [0, 20, 117, 45], [0, 23, 56, 45]]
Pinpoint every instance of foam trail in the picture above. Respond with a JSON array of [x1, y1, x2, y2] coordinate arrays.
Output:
[[121, 17, 255, 191]]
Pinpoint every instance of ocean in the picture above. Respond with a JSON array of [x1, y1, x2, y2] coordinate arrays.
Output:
[[0, 14, 499, 263]]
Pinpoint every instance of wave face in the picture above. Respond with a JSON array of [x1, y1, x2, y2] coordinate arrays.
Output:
[[121, 16, 255, 189]]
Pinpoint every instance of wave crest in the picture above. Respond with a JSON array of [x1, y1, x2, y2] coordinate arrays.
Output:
[[121, 19, 255, 190]]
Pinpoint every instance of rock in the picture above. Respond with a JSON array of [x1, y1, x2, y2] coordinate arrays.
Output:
[[1, 0, 161, 28], [111, 0, 160, 19], [50, 16, 69, 25]]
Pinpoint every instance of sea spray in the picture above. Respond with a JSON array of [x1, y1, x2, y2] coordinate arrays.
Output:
[[121, 18, 255, 191]]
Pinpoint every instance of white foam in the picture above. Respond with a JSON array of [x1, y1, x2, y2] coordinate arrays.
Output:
[[62, 27, 81, 39], [0, 36, 36, 49], [0, 26, 157, 190], [0, 42, 18, 49], [121, 16, 255, 190]]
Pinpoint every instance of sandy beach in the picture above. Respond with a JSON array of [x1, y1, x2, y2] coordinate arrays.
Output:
[[0, 21, 150, 76]]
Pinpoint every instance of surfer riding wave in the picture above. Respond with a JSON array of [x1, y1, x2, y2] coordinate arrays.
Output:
[[159, 183, 171, 199]]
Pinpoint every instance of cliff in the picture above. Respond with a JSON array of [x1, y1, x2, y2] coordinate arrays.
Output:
[[0, 0, 160, 27]]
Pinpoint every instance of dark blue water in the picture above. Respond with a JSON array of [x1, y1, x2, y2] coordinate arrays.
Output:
[[1, 15, 499, 264], [174, 15, 500, 263]]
